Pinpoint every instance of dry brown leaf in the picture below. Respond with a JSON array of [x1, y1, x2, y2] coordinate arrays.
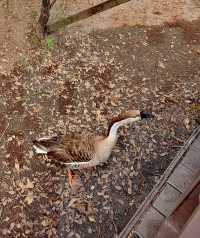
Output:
[[2, 198, 8, 206], [96, 109, 102, 121], [25, 192, 34, 205], [9, 223, 15, 230], [17, 179, 34, 192], [68, 197, 95, 215], [15, 161, 20, 171], [26, 179, 34, 189], [184, 118, 190, 130], [41, 219, 49, 227], [88, 216, 96, 223], [158, 61, 165, 68], [2, 229, 8, 235]]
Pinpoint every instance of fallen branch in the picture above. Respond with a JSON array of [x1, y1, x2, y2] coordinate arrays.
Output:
[[0, 122, 9, 142], [47, 0, 130, 33], [50, 0, 57, 9]]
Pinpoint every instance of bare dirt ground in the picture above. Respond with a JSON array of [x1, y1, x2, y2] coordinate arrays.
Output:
[[0, 1, 200, 238], [0, 0, 40, 73]]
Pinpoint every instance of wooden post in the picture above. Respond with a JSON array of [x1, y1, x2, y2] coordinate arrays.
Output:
[[37, 0, 57, 38]]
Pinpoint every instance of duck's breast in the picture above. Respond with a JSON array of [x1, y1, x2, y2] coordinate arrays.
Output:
[[94, 137, 117, 163]]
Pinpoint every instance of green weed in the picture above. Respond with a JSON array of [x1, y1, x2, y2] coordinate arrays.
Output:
[[46, 37, 54, 50]]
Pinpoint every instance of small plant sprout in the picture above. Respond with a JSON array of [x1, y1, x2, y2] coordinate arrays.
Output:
[[46, 37, 54, 50]]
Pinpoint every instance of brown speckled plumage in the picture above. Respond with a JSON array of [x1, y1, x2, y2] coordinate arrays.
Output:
[[48, 135, 102, 163], [33, 110, 153, 169]]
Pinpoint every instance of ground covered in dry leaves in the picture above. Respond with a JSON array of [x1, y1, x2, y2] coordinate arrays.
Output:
[[0, 22, 200, 238]]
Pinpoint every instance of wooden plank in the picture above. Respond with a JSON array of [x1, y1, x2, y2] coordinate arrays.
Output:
[[48, 0, 131, 32], [191, 134, 200, 151], [118, 126, 200, 238], [135, 206, 165, 238], [50, 0, 109, 18], [156, 178, 200, 238], [167, 163, 196, 193], [182, 147, 200, 174], [153, 184, 182, 217]]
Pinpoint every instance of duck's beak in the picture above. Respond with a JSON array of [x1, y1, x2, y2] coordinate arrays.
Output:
[[140, 111, 154, 119]]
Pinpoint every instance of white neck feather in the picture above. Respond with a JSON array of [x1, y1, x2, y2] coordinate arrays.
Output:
[[95, 116, 141, 163], [107, 117, 141, 141]]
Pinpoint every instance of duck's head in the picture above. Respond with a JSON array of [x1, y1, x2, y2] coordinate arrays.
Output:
[[124, 110, 154, 119], [109, 110, 154, 125], [107, 110, 154, 137]]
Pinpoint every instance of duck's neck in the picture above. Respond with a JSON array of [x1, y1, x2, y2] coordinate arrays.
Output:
[[107, 117, 141, 142], [96, 117, 141, 162]]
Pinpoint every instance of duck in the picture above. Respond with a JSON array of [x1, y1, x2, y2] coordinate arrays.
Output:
[[33, 110, 154, 186]]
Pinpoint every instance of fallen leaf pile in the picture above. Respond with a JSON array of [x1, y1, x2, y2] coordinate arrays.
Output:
[[0, 19, 200, 238]]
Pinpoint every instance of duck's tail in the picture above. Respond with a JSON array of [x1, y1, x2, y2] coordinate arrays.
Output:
[[33, 135, 62, 154]]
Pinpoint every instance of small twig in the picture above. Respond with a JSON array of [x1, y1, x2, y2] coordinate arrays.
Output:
[[6, 0, 9, 9], [50, 0, 57, 9], [112, 219, 118, 234], [97, 224, 101, 238], [110, 210, 118, 234], [171, 145, 183, 148], [12, 179, 27, 208], [172, 135, 184, 143], [0, 122, 10, 142]]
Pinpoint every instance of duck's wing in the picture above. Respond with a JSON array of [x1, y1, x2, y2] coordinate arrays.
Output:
[[48, 135, 103, 169], [33, 134, 103, 168], [62, 135, 98, 162]]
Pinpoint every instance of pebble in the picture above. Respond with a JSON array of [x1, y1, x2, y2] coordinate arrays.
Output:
[[88, 227, 92, 234], [115, 185, 122, 191]]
